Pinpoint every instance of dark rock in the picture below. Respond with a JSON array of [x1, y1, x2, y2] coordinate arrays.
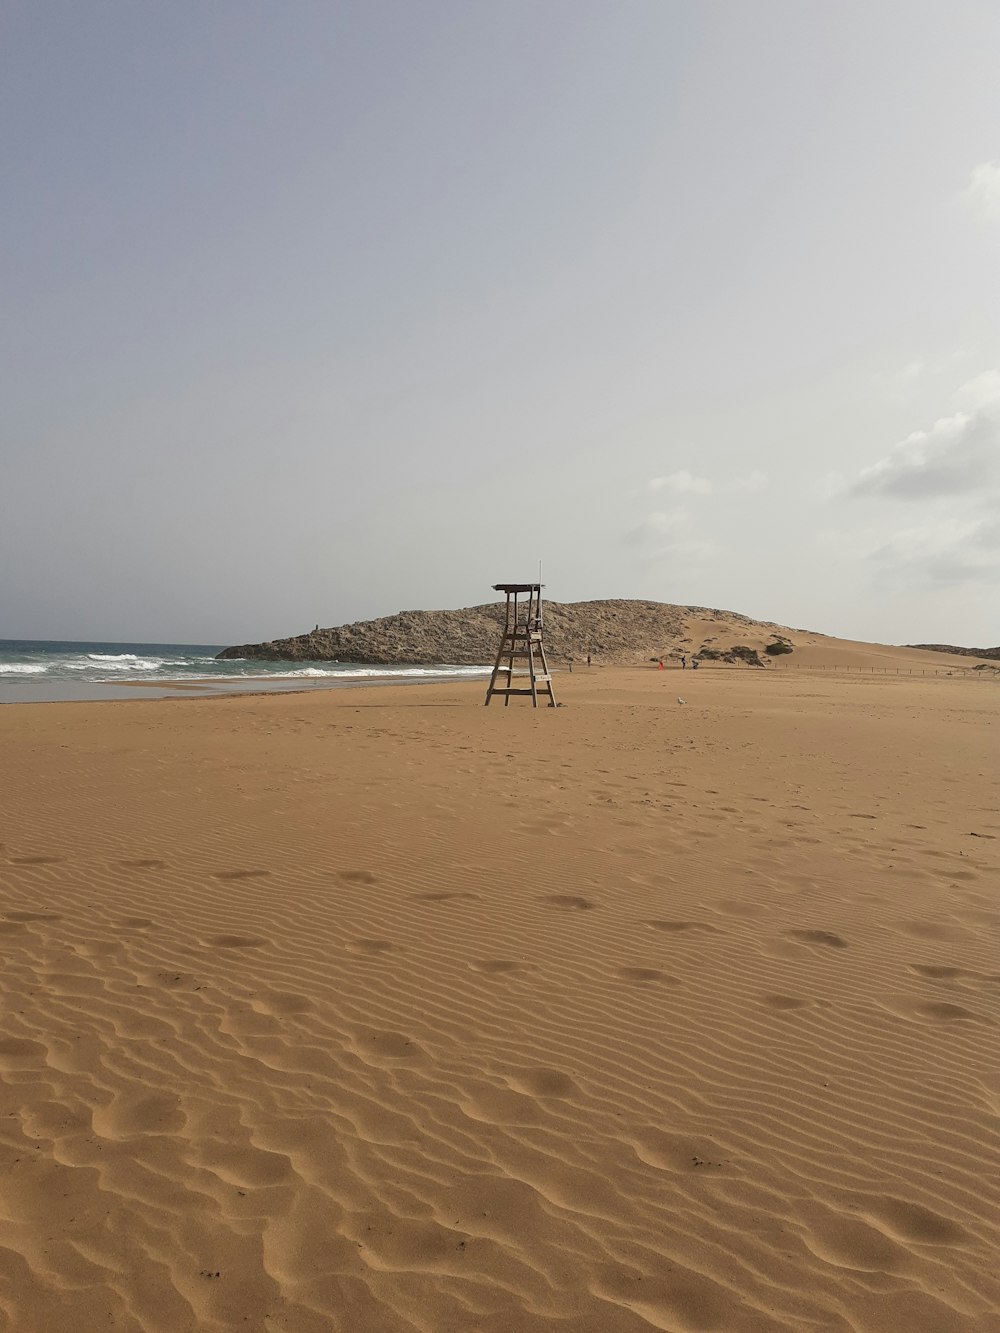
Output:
[[906, 643, 1000, 659]]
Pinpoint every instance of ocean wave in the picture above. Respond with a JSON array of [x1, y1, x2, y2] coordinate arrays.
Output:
[[96, 660, 165, 673], [408, 666, 491, 676], [286, 665, 491, 678], [0, 649, 493, 690], [68, 658, 165, 673]]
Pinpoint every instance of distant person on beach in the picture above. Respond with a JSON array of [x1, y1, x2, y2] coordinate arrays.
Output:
[[587, 653, 592, 667], [681, 655, 687, 669], [692, 657, 700, 670]]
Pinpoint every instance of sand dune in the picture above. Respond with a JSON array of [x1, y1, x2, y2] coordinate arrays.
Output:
[[676, 613, 995, 672], [1, 665, 998, 1331]]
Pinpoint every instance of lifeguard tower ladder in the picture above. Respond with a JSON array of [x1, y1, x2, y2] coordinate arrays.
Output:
[[484, 583, 556, 708]]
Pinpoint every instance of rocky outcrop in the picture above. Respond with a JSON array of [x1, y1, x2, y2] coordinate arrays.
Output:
[[695, 645, 767, 667], [906, 643, 1000, 660], [217, 599, 795, 666]]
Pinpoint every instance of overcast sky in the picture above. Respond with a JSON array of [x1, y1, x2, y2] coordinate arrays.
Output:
[[3, 1, 999, 646]]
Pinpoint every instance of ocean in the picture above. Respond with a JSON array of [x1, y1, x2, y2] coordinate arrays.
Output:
[[0, 640, 492, 704]]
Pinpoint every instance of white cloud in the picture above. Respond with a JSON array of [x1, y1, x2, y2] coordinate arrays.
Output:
[[887, 348, 970, 394], [818, 470, 846, 499], [963, 160, 1000, 222], [956, 369, 1000, 410], [868, 514, 1000, 586], [624, 508, 714, 562], [648, 470, 712, 495], [850, 403, 999, 500], [645, 469, 767, 497], [851, 371, 1000, 589], [896, 360, 926, 386], [730, 470, 768, 494]]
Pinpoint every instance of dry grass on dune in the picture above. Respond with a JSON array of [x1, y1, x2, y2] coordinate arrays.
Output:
[[0, 666, 998, 1332]]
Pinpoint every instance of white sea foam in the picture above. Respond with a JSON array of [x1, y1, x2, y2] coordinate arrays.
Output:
[[0, 643, 493, 697], [287, 665, 490, 678], [97, 660, 165, 673], [65, 658, 164, 673]]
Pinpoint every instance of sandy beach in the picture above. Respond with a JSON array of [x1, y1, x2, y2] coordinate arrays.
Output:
[[1, 663, 998, 1332]]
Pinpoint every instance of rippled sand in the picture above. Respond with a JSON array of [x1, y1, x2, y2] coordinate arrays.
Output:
[[1, 664, 997, 1331]]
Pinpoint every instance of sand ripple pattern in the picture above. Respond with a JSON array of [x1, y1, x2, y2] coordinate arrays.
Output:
[[0, 675, 998, 1331]]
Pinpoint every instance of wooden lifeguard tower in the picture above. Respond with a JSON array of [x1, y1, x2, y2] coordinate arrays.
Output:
[[484, 583, 557, 708]]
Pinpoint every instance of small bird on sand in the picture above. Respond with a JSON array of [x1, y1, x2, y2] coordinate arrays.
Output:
[[677, 697, 686, 705]]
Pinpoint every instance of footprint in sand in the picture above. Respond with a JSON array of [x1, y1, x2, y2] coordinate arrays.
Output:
[[898, 920, 968, 942], [760, 993, 811, 1010], [914, 1001, 980, 1022], [541, 895, 596, 911], [616, 967, 679, 984], [787, 929, 848, 949], [10, 856, 64, 865], [74, 939, 123, 957], [909, 964, 1000, 991], [207, 935, 267, 950], [0, 1037, 48, 1067], [113, 917, 155, 930], [339, 870, 377, 885], [92, 1091, 186, 1138], [800, 1209, 905, 1273], [354, 1029, 425, 1061], [629, 1128, 734, 1173], [5, 911, 62, 923], [459, 1085, 541, 1125], [141, 970, 195, 988], [506, 1067, 579, 1099], [856, 1195, 968, 1245], [251, 991, 314, 1016], [880, 996, 983, 1023]]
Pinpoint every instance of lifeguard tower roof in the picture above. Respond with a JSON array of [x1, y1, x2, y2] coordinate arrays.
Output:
[[492, 583, 543, 593]]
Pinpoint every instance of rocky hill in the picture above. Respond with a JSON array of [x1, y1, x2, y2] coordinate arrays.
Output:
[[906, 643, 1000, 660], [217, 600, 799, 666]]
